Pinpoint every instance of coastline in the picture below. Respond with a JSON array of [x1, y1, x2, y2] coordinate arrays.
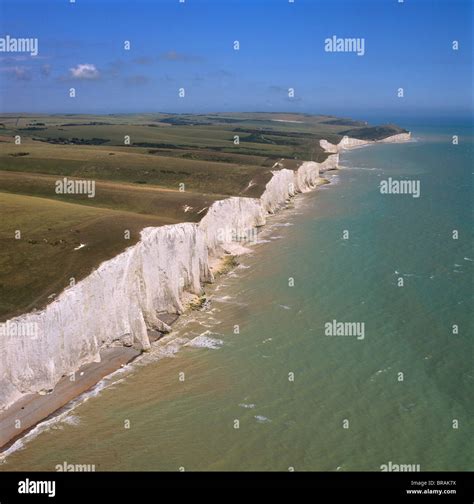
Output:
[[0, 132, 410, 455]]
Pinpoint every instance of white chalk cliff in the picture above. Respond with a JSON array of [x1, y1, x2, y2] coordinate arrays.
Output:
[[320, 132, 411, 152], [0, 133, 409, 411]]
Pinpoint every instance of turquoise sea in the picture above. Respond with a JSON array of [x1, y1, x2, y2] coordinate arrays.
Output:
[[1, 119, 472, 471]]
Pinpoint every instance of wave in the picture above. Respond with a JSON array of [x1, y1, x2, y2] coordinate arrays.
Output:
[[61, 414, 81, 426], [213, 296, 248, 307], [272, 222, 294, 228], [370, 366, 392, 382], [185, 331, 224, 350], [140, 337, 191, 363], [339, 165, 382, 172]]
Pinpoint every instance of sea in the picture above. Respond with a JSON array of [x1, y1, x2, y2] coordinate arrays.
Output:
[[1, 118, 472, 471]]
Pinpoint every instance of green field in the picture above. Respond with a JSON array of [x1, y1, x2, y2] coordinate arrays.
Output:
[[0, 112, 406, 320]]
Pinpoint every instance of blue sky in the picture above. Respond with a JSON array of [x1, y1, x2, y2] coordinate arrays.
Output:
[[0, 0, 472, 120]]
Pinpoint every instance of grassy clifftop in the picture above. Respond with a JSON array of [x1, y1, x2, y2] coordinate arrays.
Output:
[[339, 124, 409, 141]]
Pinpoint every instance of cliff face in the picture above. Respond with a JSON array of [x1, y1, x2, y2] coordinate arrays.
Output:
[[0, 134, 406, 411], [338, 136, 373, 149], [0, 223, 211, 409], [199, 196, 265, 256], [260, 168, 296, 213], [320, 132, 412, 152], [294, 161, 321, 192], [378, 132, 411, 143], [319, 153, 339, 172], [319, 140, 338, 153]]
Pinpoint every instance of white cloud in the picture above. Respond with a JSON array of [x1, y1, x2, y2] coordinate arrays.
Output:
[[69, 63, 99, 80]]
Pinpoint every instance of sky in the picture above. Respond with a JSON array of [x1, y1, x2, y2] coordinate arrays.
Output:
[[0, 0, 472, 121]]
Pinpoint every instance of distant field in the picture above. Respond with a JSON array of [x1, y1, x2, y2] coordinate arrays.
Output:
[[0, 112, 406, 319], [0, 139, 270, 196], [0, 171, 222, 219]]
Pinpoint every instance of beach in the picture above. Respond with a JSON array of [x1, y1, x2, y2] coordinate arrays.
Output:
[[0, 346, 140, 451]]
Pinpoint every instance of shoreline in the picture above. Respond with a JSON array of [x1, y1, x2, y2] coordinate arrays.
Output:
[[0, 132, 410, 455], [0, 346, 140, 456]]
